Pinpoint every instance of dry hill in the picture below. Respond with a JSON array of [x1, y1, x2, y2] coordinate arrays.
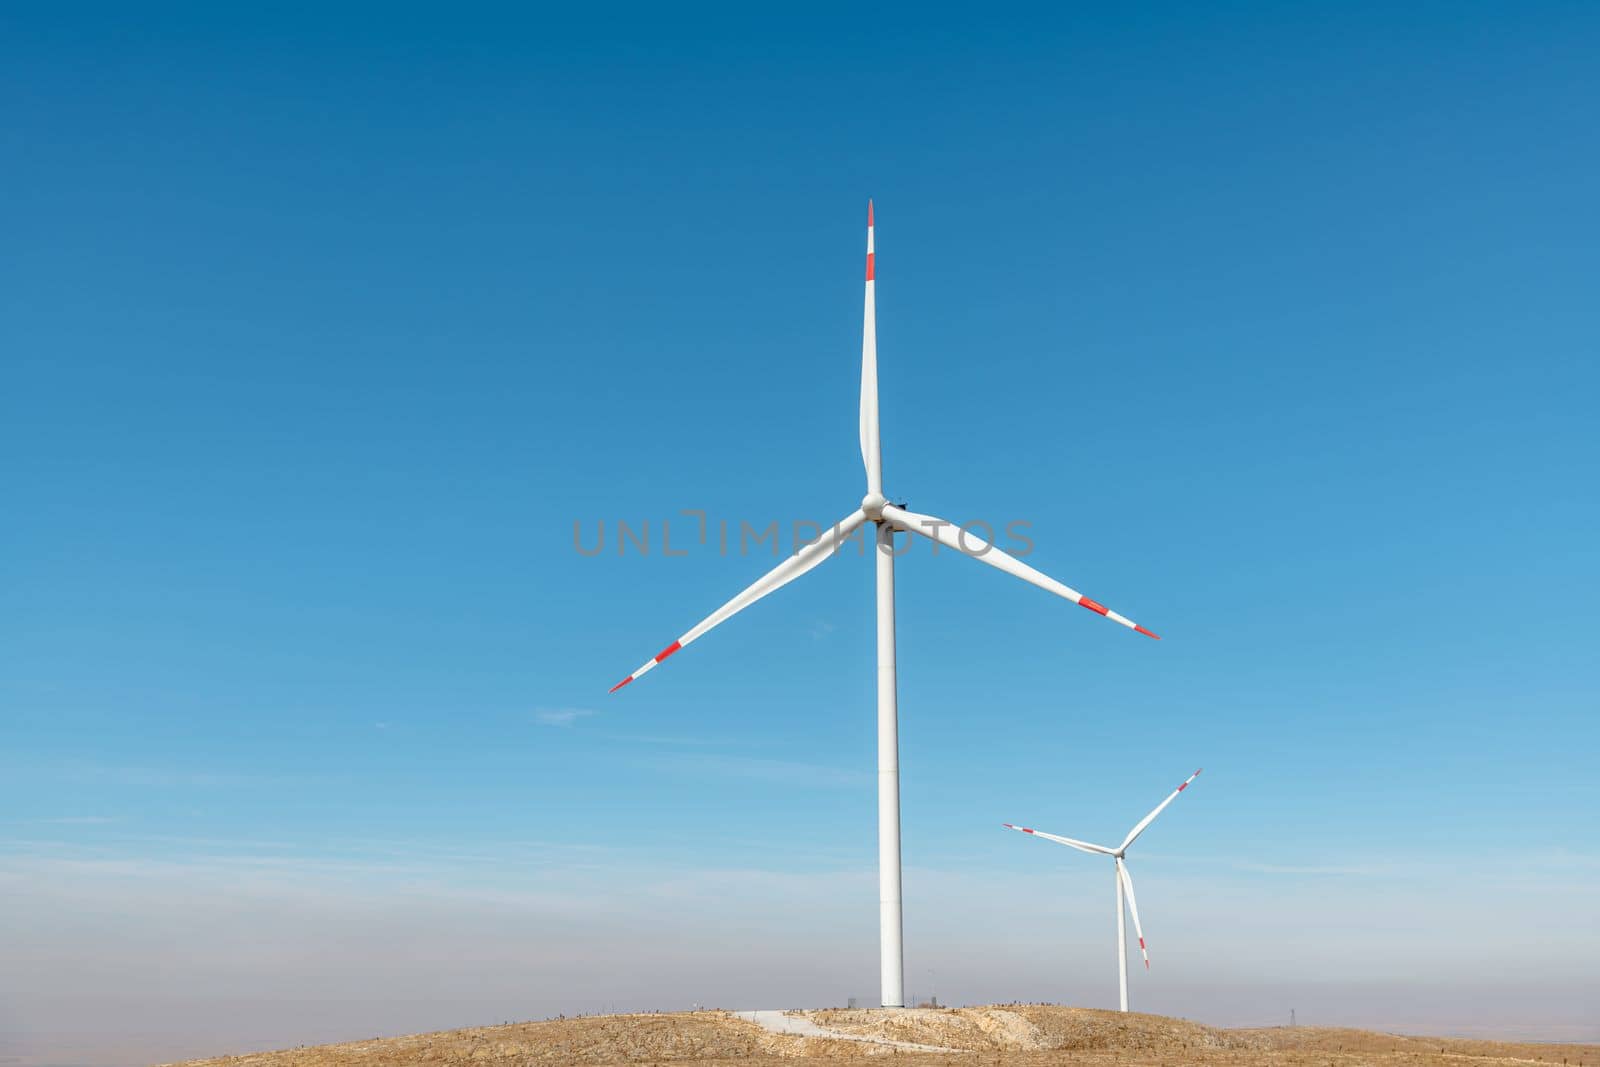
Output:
[[165, 1005, 1599, 1067]]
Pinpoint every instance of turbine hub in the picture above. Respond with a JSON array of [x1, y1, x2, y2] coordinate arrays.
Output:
[[861, 492, 887, 520]]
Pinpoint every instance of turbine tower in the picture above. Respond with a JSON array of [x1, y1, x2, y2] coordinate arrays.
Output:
[[609, 203, 1160, 1008], [1004, 768, 1202, 1012]]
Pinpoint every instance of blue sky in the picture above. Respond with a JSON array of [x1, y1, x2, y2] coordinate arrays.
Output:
[[3, 3, 1598, 1064]]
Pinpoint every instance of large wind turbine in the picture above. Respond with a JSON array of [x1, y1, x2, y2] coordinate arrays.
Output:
[[1004, 768, 1202, 1012], [609, 203, 1160, 1008]]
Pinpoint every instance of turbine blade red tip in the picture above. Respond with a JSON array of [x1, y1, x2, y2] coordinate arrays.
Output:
[[1134, 624, 1161, 640], [609, 675, 634, 694], [868, 200, 874, 227]]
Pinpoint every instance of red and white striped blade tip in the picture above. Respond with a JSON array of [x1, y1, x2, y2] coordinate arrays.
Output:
[[1176, 768, 1203, 791], [608, 641, 683, 693], [867, 200, 873, 226], [1077, 596, 1161, 639]]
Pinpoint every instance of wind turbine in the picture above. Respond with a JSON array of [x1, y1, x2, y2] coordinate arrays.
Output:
[[608, 202, 1161, 1009], [1003, 768, 1202, 1012]]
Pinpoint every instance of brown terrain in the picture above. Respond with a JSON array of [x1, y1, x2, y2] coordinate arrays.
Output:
[[164, 1005, 1599, 1067]]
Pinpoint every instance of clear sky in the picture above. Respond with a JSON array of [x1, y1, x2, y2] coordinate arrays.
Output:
[[3, 4, 1598, 1065]]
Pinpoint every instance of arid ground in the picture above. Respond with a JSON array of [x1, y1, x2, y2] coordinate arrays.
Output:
[[165, 1005, 1600, 1067]]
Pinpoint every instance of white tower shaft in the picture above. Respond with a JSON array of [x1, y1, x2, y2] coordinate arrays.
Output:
[[876, 520, 904, 1007], [1116, 863, 1129, 1012]]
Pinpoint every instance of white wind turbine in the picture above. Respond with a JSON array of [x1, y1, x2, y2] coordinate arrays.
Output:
[[608, 202, 1161, 1008], [1004, 768, 1202, 1012]]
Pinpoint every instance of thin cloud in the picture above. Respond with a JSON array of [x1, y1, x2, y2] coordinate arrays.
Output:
[[536, 707, 597, 727], [643, 753, 868, 789], [598, 732, 744, 747], [1234, 861, 1386, 876], [13, 761, 295, 788]]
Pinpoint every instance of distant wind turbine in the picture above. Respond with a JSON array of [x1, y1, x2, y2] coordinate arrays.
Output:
[[1004, 769, 1202, 1012], [609, 202, 1161, 1009]]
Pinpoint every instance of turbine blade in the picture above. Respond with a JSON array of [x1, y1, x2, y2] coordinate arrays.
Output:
[[860, 200, 882, 495], [1117, 857, 1150, 970], [881, 504, 1160, 639], [1120, 768, 1202, 851], [609, 509, 869, 692], [1002, 823, 1116, 856]]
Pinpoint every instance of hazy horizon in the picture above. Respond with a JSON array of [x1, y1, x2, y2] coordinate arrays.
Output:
[[4, 828, 1597, 1065]]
